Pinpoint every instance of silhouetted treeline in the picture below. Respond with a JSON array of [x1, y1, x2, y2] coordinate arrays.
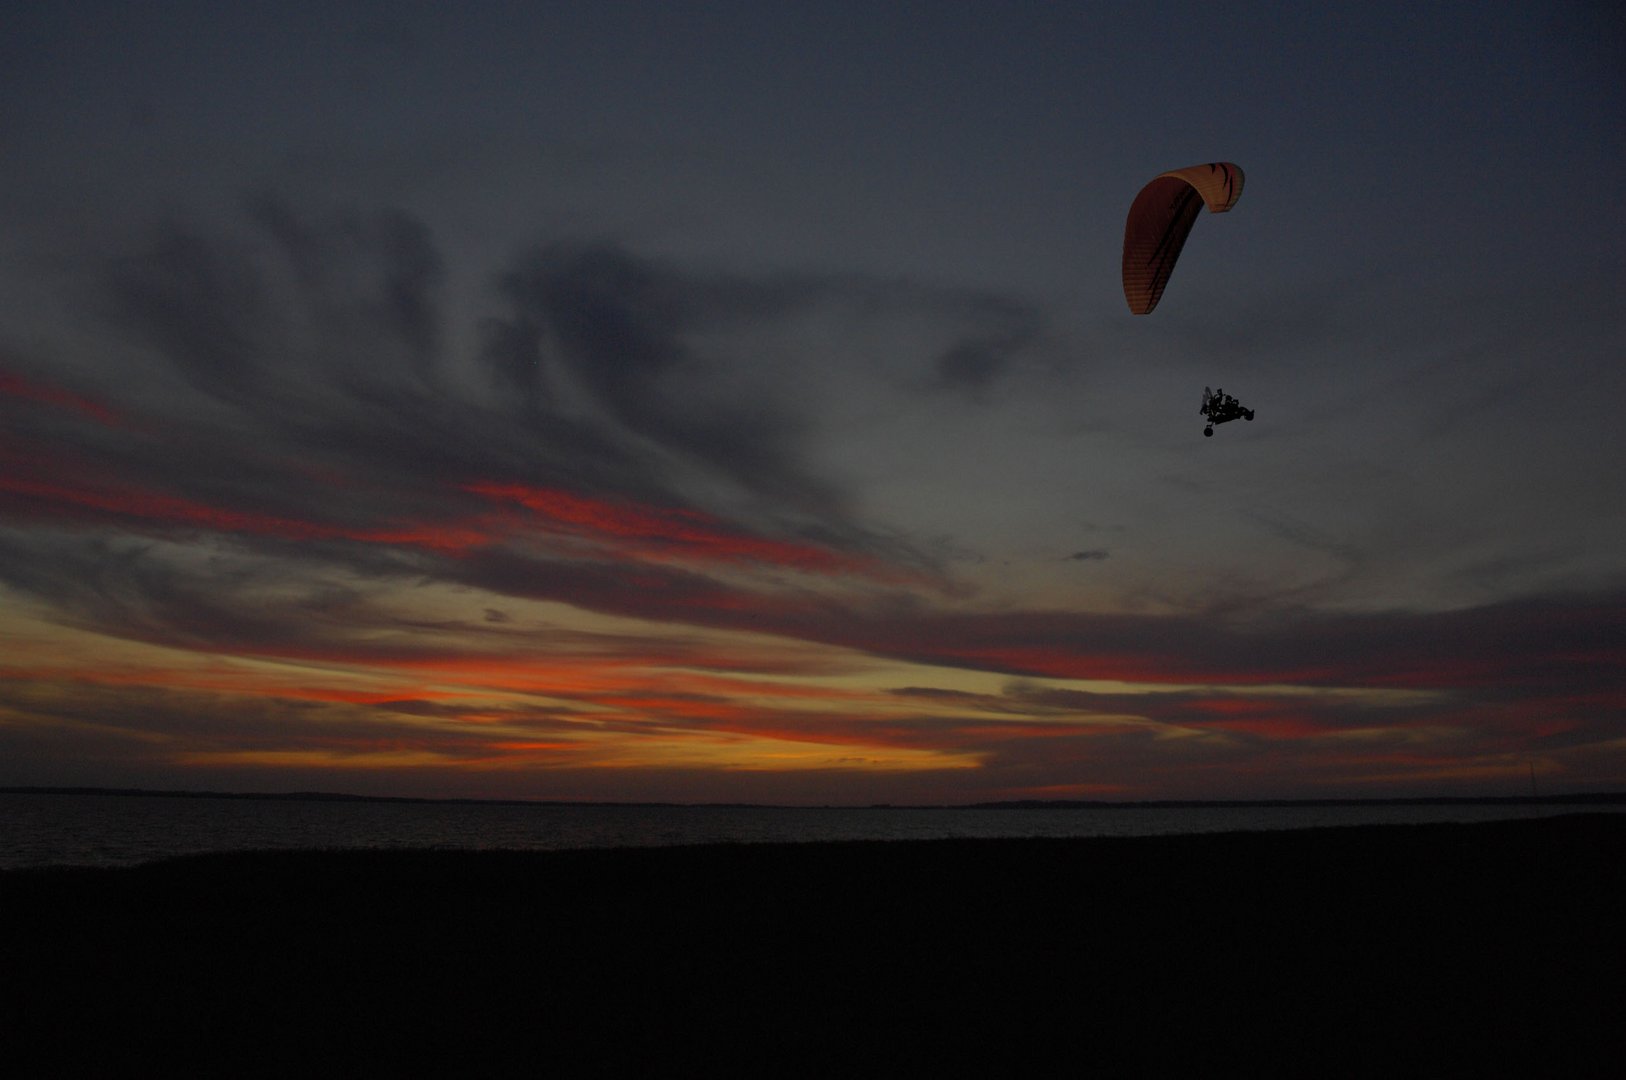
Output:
[[964, 793, 1626, 809]]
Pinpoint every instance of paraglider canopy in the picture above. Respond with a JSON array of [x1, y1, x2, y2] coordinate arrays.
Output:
[[1122, 162, 1244, 315]]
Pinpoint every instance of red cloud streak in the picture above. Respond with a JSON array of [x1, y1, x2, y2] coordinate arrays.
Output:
[[0, 475, 493, 553], [0, 370, 125, 427], [926, 646, 1346, 686], [467, 481, 881, 575]]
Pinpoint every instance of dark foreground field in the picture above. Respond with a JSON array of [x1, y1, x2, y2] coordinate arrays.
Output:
[[4, 815, 1623, 1077]]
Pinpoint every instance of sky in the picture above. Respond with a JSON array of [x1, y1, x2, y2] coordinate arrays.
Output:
[[2, 1, 1623, 803]]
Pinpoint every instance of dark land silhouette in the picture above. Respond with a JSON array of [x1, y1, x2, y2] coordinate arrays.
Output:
[[4, 815, 1623, 1076]]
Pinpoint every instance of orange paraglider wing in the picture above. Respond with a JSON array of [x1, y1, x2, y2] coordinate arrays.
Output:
[[1122, 162, 1244, 315]]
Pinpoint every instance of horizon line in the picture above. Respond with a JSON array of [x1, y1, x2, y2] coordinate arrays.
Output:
[[5, 785, 1625, 811]]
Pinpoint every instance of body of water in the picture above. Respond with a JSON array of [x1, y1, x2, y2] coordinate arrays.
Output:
[[3, 792, 1621, 869]]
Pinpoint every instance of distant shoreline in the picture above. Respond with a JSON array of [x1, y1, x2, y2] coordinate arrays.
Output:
[[5, 784, 1624, 810]]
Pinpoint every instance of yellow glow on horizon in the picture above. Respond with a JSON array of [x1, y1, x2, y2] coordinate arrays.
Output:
[[176, 732, 981, 775], [0, 575, 1493, 793], [576, 732, 983, 773], [178, 749, 462, 769], [1320, 724, 1464, 744]]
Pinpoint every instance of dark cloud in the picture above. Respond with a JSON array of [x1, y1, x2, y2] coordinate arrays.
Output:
[[486, 241, 837, 513], [840, 595, 1626, 697], [95, 204, 643, 518], [246, 195, 446, 385], [0, 529, 408, 657], [929, 295, 1043, 398], [1065, 549, 1110, 562], [103, 223, 271, 410], [64, 202, 1037, 583]]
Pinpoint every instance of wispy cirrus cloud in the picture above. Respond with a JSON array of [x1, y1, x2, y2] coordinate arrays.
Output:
[[0, 192, 1621, 801], [11, 199, 997, 573]]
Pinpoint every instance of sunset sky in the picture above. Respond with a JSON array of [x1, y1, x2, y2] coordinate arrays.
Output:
[[3, 2, 1623, 803]]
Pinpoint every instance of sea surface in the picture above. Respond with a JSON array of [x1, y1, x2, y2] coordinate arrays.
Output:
[[3, 791, 1621, 870]]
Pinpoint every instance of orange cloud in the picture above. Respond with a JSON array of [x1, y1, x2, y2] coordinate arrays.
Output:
[[0, 661, 463, 707]]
